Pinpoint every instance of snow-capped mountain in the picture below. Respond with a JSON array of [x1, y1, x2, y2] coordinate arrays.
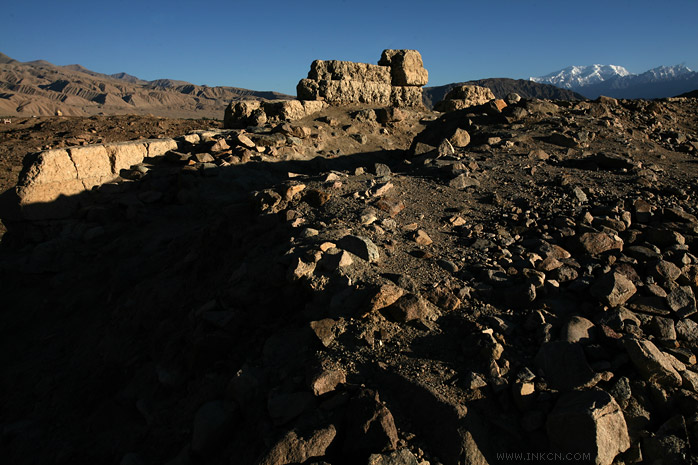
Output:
[[638, 64, 694, 81], [531, 64, 632, 89], [530, 64, 698, 99]]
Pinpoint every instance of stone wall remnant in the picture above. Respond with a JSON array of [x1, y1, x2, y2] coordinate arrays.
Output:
[[16, 139, 177, 220], [297, 49, 428, 108]]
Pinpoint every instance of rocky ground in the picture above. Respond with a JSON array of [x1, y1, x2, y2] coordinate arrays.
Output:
[[2, 95, 698, 465]]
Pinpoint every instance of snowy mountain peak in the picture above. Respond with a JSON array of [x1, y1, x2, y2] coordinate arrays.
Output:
[[530, 64, 632, 89], [530, 63, 698, 99], [641, 64, 693, 80]]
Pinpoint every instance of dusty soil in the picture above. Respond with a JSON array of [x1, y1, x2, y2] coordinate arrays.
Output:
[[2, 97, 698, 465]]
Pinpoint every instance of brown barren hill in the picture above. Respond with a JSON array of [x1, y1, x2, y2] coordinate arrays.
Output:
[[0, 52, 292, 118]]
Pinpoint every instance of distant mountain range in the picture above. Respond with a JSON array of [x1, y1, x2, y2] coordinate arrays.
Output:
[[0, 52, 292, 118], [423, 78, 585, 108], [531, 64, 698, 99], [4, 51, 696, 119]]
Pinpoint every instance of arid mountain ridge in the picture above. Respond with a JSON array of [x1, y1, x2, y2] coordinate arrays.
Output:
[[0, 52, 292, 119], [3, 52, 695, 120], [1, 52, 594, 119], [422, 78, 586, 108]]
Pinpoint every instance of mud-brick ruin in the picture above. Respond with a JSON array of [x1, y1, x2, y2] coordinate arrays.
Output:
[[224, 49, 428, 129], [297, 49, 428, 107]]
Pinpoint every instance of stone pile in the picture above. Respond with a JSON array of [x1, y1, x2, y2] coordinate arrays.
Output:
[[223, 99, 327, 129], [297, 49, 428, 107], [3, 95, 698, 465], [433, 85, 498, 112]]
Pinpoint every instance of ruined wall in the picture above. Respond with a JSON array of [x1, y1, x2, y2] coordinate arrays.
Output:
[[16, 139, 178, 220], [223, 99, 327, 129], [297, 49, 428, 107]]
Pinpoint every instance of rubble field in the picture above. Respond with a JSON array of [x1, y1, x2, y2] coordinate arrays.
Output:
[[2, 94, 698, 465]]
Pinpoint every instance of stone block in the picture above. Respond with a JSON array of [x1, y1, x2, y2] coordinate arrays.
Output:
[[68, 145, 111, 179], [147, 138, 178, 157], [379, 49, 429, 86], [309, 60, 390, 82], [105, 141, 147, 174]]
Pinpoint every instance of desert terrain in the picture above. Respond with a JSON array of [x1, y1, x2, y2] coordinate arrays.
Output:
[[0, 52, 290, 119], [2, 50, 698, 465]]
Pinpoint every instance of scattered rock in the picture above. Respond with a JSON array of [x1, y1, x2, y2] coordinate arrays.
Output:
[[591, 272, 637, 307], [307, 366, 346, 396], [343, 389, 399, 457], [449, 128, 471, 147], [624, 338, 683, 387], [385, 294, 429, 322], [535, 341, 596, 390], [578, 232, 624, 255], [370, 284, 406, 312], [412, 229, 433, 245], [547, 390, 630, 465], [8, 72, 698, 465], [256, 425, 337, 465], [367, 449, 419, 465], [310, 319, 340, 347], [434, 85, 495, 112], [267, 391, 315, 425], [560, 316, 595, 343], [666, 286, 697, 317], [338, 235, 380, 263]]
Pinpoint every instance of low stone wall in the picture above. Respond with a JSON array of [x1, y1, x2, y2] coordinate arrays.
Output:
[[17, 139, 177, 220], [223, 99, 327, 129], [223, 50, 427, 129], [297, 49, 428, 107]]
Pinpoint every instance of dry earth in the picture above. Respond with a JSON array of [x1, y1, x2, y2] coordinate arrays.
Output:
[[2, 96, 698, 465]]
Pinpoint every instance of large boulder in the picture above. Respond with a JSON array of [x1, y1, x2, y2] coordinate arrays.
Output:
[[256, 425, 337, 465], [223, 100, 264, 128], [547, 390, 630, 465], [624, 337, 683, 387], [434, 85, 495, 112]]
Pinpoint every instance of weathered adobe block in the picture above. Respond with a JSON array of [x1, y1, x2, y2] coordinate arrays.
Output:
[[378, 49, 429, 87], [296, 49, 428, 108], [298, 79, 393, 106], [308, 60, 391, 82], [17, 138, 177, 220]]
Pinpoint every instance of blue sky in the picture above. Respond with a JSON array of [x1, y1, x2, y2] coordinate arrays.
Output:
[[1, 0, 696, 94]]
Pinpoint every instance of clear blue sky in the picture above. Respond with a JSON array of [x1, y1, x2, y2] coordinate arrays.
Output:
[[1, 0, 696, 94]]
